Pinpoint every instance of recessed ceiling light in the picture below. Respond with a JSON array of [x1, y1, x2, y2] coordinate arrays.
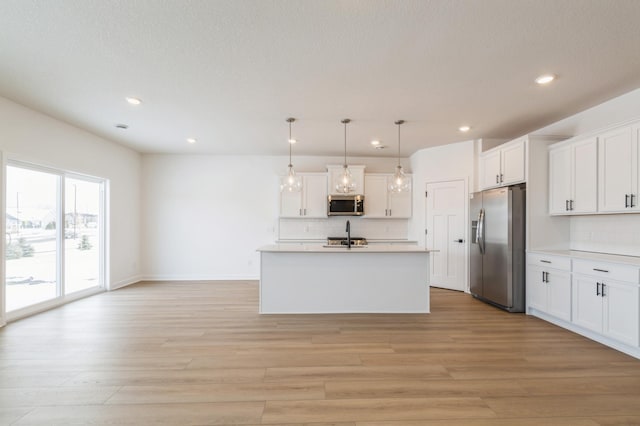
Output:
[[459, 125, 471, 132], [187, 138, 197, 144], [288, 138, 297, 144], [115, 123, 128, 129], [535, 74, 556, 85], [371, 140, 381, 146], [126, 97, 142, 105]]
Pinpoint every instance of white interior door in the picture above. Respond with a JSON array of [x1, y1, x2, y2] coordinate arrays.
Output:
[[425, 179, 466, 292]]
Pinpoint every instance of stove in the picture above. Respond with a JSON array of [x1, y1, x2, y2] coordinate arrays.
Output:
[[326, 237, 368, 247]]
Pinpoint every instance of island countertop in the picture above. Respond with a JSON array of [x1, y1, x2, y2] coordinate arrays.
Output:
[[258, 244, 431, 314], [257, 244, 433, 253]]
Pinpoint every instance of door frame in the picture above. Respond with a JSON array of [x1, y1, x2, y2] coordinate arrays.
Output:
[[425, 177, 470, 293], [3, 158, 108, 322]]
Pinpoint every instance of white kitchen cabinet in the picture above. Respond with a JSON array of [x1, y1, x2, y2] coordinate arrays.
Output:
[[364, 174, 412, 218], [549, 137, 597, 215], [480, 150, 502, 189], [526, 254, 572, 322], [280, 173, 327, 218], [480, 138, 526, 190], [598, 124, 640, 212], [327, 165, 365, 195], [572, 259, 640, 347]]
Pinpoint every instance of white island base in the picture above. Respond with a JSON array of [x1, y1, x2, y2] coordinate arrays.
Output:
[[258, 245, 431, 314]]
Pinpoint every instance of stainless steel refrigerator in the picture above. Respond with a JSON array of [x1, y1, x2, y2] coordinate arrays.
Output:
[[470, 184, 526, 312]]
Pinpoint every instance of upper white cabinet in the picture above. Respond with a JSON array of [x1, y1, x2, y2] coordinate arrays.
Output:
[[280, 173, 327, 218], [549, 137, 597, 215], [327, 165, 365, 195], [480, 138, 526, 189], [364, 174, 412, 218], [598, 124, 640, 212]]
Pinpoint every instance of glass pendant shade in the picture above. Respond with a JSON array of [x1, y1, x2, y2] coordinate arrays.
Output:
[[389, 164, 411, 193], [336, 118, 356, 193], [388, 119, 411, 193], [280, 117, 303, 193], [336, 164, 356, 193], [282, 164, 302, 192]]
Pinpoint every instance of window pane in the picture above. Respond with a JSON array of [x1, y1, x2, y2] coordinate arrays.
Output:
[[5, 166, 59, 312], [64, 178, 101, 294]]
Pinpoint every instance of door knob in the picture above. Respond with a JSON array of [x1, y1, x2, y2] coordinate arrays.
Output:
[[453, 239, 464, 243]]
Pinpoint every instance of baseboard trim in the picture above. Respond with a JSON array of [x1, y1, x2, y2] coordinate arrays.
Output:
[[139, 275, 259, 281], [110, 275, 142, 291], [528, 308, 640, 360]]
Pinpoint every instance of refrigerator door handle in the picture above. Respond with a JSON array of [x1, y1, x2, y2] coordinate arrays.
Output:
[[477, 208, 485, 254]]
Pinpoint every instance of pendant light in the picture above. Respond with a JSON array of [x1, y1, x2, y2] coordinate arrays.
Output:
[[280, 117, 303, 193], [336, 118, 356, 193], [388, 119, 411, 193]]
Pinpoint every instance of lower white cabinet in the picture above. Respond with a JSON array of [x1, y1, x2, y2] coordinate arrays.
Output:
[[527, 255, 571, 321], [527, 251, 640, 356], [572, 274, 639, 347]]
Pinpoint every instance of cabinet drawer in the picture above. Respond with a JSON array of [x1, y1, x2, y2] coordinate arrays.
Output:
[[573, 259, 640, 284], [527, 253, 571, 271]]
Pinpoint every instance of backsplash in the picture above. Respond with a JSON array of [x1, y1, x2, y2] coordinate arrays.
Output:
[[570, 215, 640, 257], [279, 217, 409, 240]]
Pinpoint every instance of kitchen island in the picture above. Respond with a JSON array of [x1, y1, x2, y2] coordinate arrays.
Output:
[[257, 244, 432, 314]]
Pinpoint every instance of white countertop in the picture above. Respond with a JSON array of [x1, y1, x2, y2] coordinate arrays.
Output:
[[275, 239, 419, 244], [528, 249, 640, 267], [258, 244, 432, 253]]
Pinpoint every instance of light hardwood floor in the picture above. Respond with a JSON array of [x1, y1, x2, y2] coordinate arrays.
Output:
[[1, 281, 640, 425]]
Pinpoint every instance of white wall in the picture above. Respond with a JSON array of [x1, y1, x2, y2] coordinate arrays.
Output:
[[535, 88, 640, 255], [533, 88, 640, 137], [408, 140, 475, 246], [141, 154, 401, 280], [0, 96, 142, 292]]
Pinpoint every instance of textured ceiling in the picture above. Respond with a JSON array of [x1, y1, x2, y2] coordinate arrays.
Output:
[[1, 0, 640, 157]]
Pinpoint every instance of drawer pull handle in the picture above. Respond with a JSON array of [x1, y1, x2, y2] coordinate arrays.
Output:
[[593, 268, 609, 273], [540, 260, 551, 264]]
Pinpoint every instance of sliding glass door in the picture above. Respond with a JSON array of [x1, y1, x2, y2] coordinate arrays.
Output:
[[64, 177, 103, 294], [5, 166, 60, 312], [5, 163, 105, 315]]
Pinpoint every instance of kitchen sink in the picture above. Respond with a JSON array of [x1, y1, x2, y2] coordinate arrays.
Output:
[[322, 244, 368, 248]]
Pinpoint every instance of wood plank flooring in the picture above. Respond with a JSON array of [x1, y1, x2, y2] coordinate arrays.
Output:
[[1, 280, 639, 425]]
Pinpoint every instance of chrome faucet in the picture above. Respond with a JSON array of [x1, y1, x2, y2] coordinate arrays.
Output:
[[345, 220, 351, 249]]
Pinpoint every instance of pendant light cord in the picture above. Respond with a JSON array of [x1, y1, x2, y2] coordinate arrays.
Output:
[[395, 120, 404, 167], [286, 117, 295, 167], [343, 121, 347, 166], [288, 120, 293, 167], [341, 118, 350, 167]]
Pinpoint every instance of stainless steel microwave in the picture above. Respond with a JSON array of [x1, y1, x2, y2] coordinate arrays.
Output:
[[327, 194, 365, 216]]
